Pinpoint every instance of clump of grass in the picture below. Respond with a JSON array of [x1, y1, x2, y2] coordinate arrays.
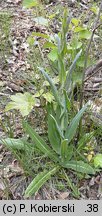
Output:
[[0, 11, 11, 64]]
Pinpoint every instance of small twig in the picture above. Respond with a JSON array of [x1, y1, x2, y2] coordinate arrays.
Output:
[[80, 3, 102, 108], [84, 67, 101, 82], [84, 87, 101, 92], [85, 59, 102, 76], [78, 1, 102, 137], [91, 78, 102, 83], [0, 93, 10, 96]]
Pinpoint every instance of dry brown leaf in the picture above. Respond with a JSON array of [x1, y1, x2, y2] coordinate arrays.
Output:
[[58, 192, 69, 199]]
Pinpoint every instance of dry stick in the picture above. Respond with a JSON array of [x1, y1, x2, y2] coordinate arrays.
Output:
[[84, 67, 102, 83], [78, 1, 102, 137], [84, 59, 102, 82], [85, 58, 102, 76]]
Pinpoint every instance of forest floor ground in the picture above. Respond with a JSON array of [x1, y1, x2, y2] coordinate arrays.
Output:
[[0, 0, 102, 200]]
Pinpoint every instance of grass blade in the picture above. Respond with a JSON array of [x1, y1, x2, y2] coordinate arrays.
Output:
[[58, 54, 66, 84], [65, 103, 88, 144], [63, 169, 80, 198], [61, 139, 68, 161], [48, 115, 61, 154]]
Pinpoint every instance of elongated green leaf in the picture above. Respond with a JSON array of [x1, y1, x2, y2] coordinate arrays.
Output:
[[62, 9, 71, 37], [50, 115, 64, 139], [2, 138, 25, 150], [65, 49, 82, 91], [61, 139, 68, 160], [32, 32, 49, 39], [61, 10, 71, 55], [38, 67, 62, 106], [58, 54, 66, 84], [69, 49, 82, 74], [63, 89, 71, 111], [25, 166, 59, 197], [22, 0, 38, 8], [61, 139, 73, 162], [48, 115, 61, 154], [23, 122, 58, 162], [55, 34, 61, 53], [65, 145, 73, 162], [94, 154, 102, 168], [62, 160, 95, 174], [65, 103, 88, 144]]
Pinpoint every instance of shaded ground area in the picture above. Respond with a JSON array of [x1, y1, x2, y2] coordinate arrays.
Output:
[[0, 0, 102, 199]]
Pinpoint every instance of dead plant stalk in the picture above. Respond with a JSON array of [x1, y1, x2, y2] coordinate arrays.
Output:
[[78, 1, 102, 137]]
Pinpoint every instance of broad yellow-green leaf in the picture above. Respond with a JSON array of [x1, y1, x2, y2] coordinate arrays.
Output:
[[33, 17, 49, 26], [74, 26, 85, 33], [65, 103, 88, 144], [43, 42, 56, 49], [67, 42, 82, 51], [62, 160, 95, 174], [22, 0, 38, 8], [5, 92, 36, 117], [27, 36, 35, 46], [31, 32, 49, 39], [72, 41, 82, 50], [25, 166, 59, 197], [48, 48, 58, 62], [23, 121, 58, 162], [71, 18, 80, 27], [94, 154, 102, 168], [79, 29, 91, 40]]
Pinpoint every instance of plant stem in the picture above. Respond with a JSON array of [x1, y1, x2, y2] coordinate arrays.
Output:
[[78, 1, 102, 138]]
